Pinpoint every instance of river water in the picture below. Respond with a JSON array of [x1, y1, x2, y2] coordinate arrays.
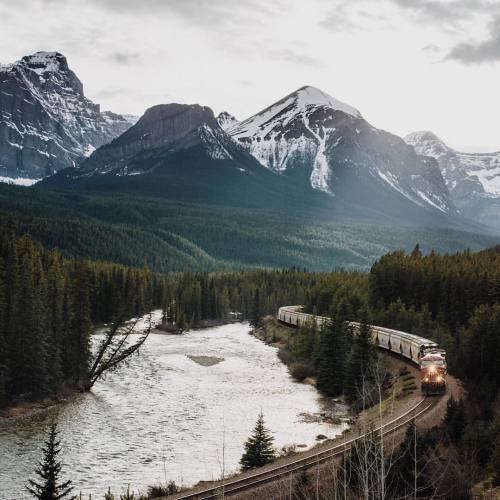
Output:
[[0, 320, 348, 498]]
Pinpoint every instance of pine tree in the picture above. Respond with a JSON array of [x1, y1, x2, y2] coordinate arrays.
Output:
[[316, 317, 347, 397], [345, 313, 376, 402], [70, 260, 92, 387], [26, 422, 73, 499], [444, 398, 466, 444], [104, 488, 115, 500], [249, 287, 261, 327], [240, 413, 276, 470]]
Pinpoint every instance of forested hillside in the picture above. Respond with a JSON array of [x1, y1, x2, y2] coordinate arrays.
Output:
[[300, 245, 500, 490], [0, 219, 167, 407], [0, 220, 323, 408], [1, 182, 498, 272]]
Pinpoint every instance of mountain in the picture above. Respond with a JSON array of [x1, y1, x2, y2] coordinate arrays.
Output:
[[41, 102, 329, 212], [405, 131, 500, 229], [0, 51, 136, 182], [227, 86, 453, 215], [217, 111, 238, 131]]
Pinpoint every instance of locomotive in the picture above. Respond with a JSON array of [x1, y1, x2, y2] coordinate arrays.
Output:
[[277, 306, 446, 396]]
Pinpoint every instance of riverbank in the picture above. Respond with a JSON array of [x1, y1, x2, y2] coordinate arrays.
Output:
[[0, 389, 78, 420], [168, 319, 447, 499], [1, 322, 340, 498]]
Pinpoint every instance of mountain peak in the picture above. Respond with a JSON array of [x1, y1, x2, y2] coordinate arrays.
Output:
[[404, 131, 451, 157], [217, 111, 238, 131], [21, 51, 69, 74], [293, 85, 361, 118]]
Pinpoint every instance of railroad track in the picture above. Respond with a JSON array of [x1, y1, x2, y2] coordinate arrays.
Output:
[[173, 396, 438, 499]]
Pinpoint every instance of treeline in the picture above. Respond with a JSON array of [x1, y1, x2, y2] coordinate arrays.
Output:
[[0, 220, 325, 408], [0, 219, 166, 407], [166, 268, 321, 329], [369, 245, 500, 407]]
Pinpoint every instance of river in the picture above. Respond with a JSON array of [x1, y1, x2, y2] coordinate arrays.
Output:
[[0, 319, 348, 499]]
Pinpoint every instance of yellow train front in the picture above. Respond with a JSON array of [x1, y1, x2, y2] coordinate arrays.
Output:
[[420, 351, 447, 396]]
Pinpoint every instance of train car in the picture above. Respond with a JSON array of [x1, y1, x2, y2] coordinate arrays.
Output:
[[277, 305, 446, 396]]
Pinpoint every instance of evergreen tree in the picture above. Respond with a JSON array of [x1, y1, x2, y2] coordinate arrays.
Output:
[[316, 304, 350, 397], [249, 287, 262, 327], [345, 313, 376, 402], [316, 318, 346, 396], [104, 488, 115, 500], [70, 260, 92, 387], [240, 413, 276, 470], [444, 398, 466, 445], [26, 422, 73, 500]]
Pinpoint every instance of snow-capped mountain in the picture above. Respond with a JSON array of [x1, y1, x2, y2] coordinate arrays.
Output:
[[216, 111, 238, 131], [71, 103, 246, 177], [42, 102, 328, 213], [405, 131, 500, 228], [227, 86, 453, 214], [0, 51, 136, 182]]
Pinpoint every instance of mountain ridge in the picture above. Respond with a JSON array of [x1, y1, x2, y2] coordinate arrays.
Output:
[[0, 51, 136, 181], [405, 130, 500, 229]]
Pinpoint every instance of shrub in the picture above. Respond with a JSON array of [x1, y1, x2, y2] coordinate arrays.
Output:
[[289, 362, 315, 381], [147, 481, 180, 497], [277, 347, 292, 364]]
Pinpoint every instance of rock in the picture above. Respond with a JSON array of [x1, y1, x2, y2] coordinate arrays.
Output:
[[0, 51, 135, 180]]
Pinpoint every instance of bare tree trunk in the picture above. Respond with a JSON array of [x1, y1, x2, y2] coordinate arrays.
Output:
[[85, 313, 153, 391]]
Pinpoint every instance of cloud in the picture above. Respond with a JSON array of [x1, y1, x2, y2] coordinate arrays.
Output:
[[86, 0, 274, 29], [319, 5, 357, 32], [108, 52, 141, 65], [390, 0, 482, 23], [268, 49, 322, 68], [446, 15, 500, 63]]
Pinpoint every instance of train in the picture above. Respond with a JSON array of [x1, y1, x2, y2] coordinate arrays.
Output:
[[277, 306, 446, 396]]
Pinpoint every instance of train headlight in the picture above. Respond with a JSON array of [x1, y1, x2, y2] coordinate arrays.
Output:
[[429, 365, 437, 374], [436, 375, 443, 382]]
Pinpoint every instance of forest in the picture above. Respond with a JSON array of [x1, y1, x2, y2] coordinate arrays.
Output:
[[1, 181, 497, 272], [2, 218, 499, 496], [0, 219, 323, 408], [298, 244, 500, 492]]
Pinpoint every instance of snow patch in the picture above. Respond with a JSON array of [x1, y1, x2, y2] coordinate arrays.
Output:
[[0, 176, 40, 186]]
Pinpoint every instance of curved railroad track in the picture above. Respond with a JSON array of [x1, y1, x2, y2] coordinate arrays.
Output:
[[173, 396, 439, 499], [170, 306, 449, 499]]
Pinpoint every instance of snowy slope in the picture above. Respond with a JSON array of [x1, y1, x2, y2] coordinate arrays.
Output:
[[228, 86, 452, 214], [406, 131, 500, 228], [405, 131, 500, 197], [217, 111, 238, 131], [0, 51, 136, 180]]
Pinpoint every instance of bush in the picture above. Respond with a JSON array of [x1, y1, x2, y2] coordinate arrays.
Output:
[[277, 347, 292, 364], [147, 481, 180, 497], [289, 362, 315, 381]]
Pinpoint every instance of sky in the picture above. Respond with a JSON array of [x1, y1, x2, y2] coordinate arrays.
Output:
[[1, 0, 499, 152]]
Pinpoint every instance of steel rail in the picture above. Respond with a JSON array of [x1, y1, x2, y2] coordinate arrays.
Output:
[[174, 397, 436, 499]]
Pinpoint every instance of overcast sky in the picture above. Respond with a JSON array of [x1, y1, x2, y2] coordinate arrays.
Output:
[[1, 0, 499, 152]]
